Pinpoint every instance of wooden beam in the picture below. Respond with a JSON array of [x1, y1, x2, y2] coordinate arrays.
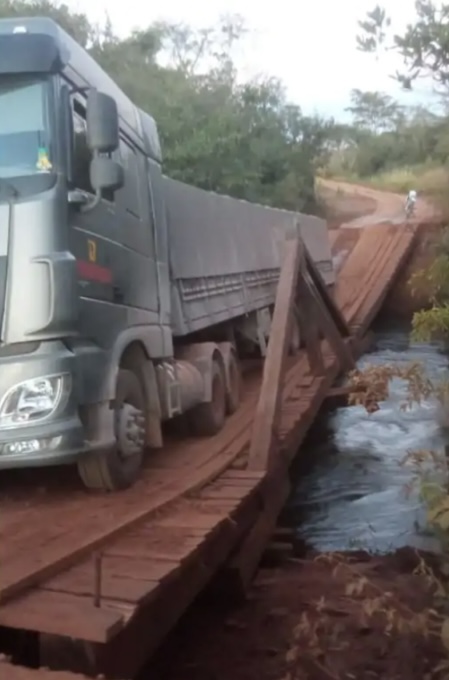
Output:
[[296, 263, 324, 375], [222, 465, 290, 595], [0, 590, 124, 643], [247, 236, 302, 471], [303, 273, 355, 372], [304, 245, 351, 338]]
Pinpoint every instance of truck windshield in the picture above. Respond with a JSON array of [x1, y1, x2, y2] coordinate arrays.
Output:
[[0, 75, 51, 179]]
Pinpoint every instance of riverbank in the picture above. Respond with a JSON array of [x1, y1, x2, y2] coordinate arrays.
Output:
[[148, 547, 444, 680]]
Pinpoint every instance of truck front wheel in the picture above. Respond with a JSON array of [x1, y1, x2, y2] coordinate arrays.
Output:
[[77, 369, 146, 491]]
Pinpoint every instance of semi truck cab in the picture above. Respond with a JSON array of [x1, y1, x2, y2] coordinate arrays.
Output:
[[0, 18, 170, 488]]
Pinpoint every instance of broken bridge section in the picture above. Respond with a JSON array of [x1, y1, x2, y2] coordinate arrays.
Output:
[[0, 223, 416, 679]]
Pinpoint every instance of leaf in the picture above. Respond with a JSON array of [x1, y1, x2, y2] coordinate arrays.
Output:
[[428, 498, 449, 525], [435, 510, 449, 531]]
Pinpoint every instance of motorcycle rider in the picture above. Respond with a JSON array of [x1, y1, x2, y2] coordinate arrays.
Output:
[[405, 189, 417, 216]]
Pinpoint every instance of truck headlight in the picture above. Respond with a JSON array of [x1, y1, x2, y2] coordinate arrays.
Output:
[[0, 374, 71, 429]]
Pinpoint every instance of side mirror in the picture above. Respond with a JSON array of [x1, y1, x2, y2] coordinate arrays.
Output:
[[86, 89, 119, 153], [90, 156, 124, 194]]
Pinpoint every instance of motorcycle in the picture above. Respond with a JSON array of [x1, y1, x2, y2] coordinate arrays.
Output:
[[405, 200, 415, 219]]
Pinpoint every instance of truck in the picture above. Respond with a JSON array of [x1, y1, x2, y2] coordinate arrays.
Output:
[[0, 16, 334, 491]]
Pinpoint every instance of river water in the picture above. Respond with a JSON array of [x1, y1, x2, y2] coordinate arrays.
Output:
[[288, 322, 449, 554]]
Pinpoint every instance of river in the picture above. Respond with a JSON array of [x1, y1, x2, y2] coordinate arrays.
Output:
[[287, 321, 449, 554]]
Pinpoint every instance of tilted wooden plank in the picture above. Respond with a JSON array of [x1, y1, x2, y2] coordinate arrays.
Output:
[[303, 273, 355, 372], [304, 245, 351, 337], [296, 262, 324, 375], [248, 235, 303, 471]]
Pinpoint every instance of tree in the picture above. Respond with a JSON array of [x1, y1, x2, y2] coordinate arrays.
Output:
[[356, 5, 449, 342], [0, 1, 339, 212], [346, 89, 403, 133], [356, 1, 449, 94], [0, 0, 95, 46]]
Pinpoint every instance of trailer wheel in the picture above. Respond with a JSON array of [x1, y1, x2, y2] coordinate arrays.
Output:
[[225, 351, 241, 415], [189, 358, 226, 436], [77, 369, 146, 491]]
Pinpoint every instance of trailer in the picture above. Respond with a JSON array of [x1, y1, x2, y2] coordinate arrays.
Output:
[[0, 16, 333, 491], [166, 178, 334, 338]]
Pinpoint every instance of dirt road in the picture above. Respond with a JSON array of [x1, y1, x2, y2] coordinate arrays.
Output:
[[320, 178, 438, 229]]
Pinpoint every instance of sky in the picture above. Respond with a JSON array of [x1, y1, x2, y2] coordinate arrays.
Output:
[[67, 0, 438, 120]]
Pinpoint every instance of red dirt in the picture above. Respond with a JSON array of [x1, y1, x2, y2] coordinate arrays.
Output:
[[324, 183, 448, 317], [318, 183, 377, 228], [149, 548, 444, 680], [320, 180, 438, 229], [324, 180, 445, 311]]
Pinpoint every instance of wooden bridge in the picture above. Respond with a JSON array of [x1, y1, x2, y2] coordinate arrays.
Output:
[[0, 222, 416, 679]]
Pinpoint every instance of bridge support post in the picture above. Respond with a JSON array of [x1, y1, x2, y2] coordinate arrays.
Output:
[[228, 230, 356, 595], [247, 235, 303, 472]]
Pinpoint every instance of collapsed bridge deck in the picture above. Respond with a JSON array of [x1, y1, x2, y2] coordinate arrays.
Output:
[[0, 223, 416, 679]]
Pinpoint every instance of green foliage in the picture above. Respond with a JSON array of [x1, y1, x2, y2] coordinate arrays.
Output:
[[357, 0, 449, 93], [410, 234, 449, 302], [407, 228, 449, 342], [325, 91, 449, 185], [345, 89, 403, 133], [356, 5, 391, 54], [2, 1, 339, 212], [321, 3, 449, 199], [412, 304, 449, 342], [0, 0, 94, 45]]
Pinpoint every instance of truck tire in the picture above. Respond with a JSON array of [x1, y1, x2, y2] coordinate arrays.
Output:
[[189, 358, 226, 436], [225, 350, 241, 415], [77, 369, 146, 491]]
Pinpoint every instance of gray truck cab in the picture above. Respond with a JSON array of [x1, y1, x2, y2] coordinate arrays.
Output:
[[0, 17, 174, 489]]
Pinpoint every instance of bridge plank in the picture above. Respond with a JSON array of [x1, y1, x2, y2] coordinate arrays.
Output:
[[0, 590, 124, 643], [248, 235, 303, 471]]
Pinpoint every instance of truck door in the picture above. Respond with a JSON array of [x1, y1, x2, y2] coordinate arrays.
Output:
[[114, 136, 159, 315], [67, 93, 124, 347]]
